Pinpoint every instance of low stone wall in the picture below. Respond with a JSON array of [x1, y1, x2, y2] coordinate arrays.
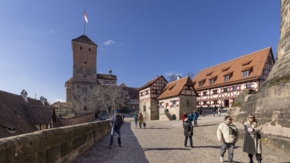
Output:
[[0, 120, 111, 163], [60, 112, 95, 126]]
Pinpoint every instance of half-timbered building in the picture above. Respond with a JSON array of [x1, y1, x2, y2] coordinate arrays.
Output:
[[139, 76, 197, 120], [192, 47, 275, 108]]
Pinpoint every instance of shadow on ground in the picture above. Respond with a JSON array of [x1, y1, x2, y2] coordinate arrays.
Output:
[[143, 148, 191, 151], [73, 121, 148, 163]]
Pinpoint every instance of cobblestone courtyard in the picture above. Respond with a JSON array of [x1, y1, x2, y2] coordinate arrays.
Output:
[[74, 115, 290, 163]]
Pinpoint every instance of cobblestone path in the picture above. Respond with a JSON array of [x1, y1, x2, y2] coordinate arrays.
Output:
[[74, 116, 290, 163]]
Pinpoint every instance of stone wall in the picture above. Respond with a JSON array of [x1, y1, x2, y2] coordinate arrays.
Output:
[[59, 112, 95, 126], [227, 0, 290, 153], [0, 120, 111, 163]]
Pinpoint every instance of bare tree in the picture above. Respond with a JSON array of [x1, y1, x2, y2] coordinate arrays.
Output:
[[167, 73, 179, 82], [187, 71, 195, 79]]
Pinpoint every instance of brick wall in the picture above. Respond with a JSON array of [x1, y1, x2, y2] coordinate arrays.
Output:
[[0, 120, 111, 163]]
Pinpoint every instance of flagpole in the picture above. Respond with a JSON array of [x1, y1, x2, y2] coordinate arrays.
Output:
[[84, 9, 86, 35]]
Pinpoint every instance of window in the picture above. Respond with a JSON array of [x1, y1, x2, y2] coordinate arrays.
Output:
[[196, 102, 199, 105], [89, 48, 91, 51], [233, 86, 238, 91], [243, 71, 249, 77], [209, 78, 215, 85], [84, 75, 86, 78], [187, 101, 189, 107], [214, 100, 218, 104], [143, 106, 146, 112], [213, 90, 218, 94], [203, 101, 207, 105], [80, 47, 82, 50], [84, 61, 87, 64], [203, 91, 207, 96], [199, 81, 204, 87], [224, 75, 230, 82], [84, 106, 87, 110], [224, 88, 228, 92], [146, 90, 149, 95], [172, 100, 176, 107], [246, 83, 252, 89]]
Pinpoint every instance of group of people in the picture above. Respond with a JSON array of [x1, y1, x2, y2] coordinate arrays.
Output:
[[109, 110, 262, 163], [216, 114, 262, 163], [181, 110, 199, 127], [134, 112, 146, 128], [183, 114, 262, 163]]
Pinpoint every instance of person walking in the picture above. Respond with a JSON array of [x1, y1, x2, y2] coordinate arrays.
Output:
[[218, 107, 221, 117], [217, 116, 239, 163], [243, 114, 262, 163], [181, 112, 187, 122], [137, 112, 144, 128], [183, 118, 194, 148], [188, 113, 193, 124], [193, 110, 199, 127], [108, 110, 123, 149], [133, 112, 138, 129]]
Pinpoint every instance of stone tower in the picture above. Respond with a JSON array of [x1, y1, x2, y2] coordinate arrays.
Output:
[[231, 0, 290, 152], [70, 35, 98, 114]]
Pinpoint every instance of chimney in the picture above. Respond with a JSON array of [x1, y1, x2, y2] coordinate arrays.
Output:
[[40, 96, 45, 105], [21, 90, 28, 102], [177, 76, 180, 80]]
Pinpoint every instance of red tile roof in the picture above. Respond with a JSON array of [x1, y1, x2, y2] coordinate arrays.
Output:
[[192, 47, 273, 91], [139, 76, 167, 90]]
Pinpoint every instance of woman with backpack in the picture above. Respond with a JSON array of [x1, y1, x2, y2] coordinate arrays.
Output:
[[137, 113, 144, 129]]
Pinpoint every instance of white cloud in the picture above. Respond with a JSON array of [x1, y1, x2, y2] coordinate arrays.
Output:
[[54, 99, 66, 102], [48, 28, 57, 34], [101, 48, 105, 51], [104, 39, 115, 45], [164, 71, 183, 77]]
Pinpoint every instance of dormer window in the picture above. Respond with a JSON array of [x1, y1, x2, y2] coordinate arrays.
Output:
[[224, 75, 230, 81], [206, 72, 213, 76], [242, 60, 252, 66], [223, 72, 233, 82], [198, 79, 205, 87], [242, 67, 253, 78], [209, 76, 217, 85], [222, 67, 230, 72]]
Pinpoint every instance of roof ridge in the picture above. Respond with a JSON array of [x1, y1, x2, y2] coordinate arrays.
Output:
[[199, 47, 271, 71], [167, 76, 188, 84]]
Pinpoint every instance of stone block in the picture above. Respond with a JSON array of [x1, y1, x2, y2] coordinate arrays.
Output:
[[46, 145, 61, 163], [0, 139, 14, 163]]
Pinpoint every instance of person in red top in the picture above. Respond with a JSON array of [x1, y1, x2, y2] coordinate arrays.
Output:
[[181, 112, 187, 122]]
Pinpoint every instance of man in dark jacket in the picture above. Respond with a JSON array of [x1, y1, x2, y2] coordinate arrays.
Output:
[[109, 110, 123, 149], [183, 118, 194, 148]]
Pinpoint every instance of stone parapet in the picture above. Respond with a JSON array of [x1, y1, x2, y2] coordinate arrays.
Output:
[[0, 120, 111, 163]]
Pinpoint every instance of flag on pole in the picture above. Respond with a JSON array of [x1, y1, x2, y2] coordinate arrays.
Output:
[[84, 12, 88, 23]]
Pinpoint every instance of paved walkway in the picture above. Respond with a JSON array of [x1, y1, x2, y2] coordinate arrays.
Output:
[[74, 115, 290, 163]]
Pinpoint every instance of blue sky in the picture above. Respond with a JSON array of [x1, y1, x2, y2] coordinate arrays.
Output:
[[0, 0, 280, 103]]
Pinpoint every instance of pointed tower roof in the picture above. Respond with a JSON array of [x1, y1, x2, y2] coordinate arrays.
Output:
[[72, 35, 97, 46]]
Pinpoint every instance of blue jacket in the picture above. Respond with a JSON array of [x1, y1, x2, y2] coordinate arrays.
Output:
[[193, 112, 199, 120], [110, 115, 123, 129], [187, 114, 193, 121], [134, 114, 138, 121]]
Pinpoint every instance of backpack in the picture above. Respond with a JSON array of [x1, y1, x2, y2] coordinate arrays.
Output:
[[114, 115, 123, 129]]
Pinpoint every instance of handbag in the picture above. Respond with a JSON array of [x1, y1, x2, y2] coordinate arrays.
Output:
[[255, 132, 261, 139]]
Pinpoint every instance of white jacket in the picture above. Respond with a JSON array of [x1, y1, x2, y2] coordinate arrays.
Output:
[[217, 122, 239, 143]]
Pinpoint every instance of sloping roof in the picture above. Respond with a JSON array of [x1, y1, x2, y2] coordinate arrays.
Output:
[[192, 47, 273, 91], [72, 35, 97, 46], [157, 76, 197, 99], [119, 83, 127, 87], [65, 77, 73, 86], [127, 87, 139, 99], [0, 91, 37, 138], [97, 74, 117, 80], [139, 76, 167, 90], [25, 105, 56, 124]]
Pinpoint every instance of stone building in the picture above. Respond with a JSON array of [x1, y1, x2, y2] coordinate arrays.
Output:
[[120, 83, 139, 111], [192, 47, 275, 108], [64, 35, 117, 115], [139, 76, 197, 120]]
